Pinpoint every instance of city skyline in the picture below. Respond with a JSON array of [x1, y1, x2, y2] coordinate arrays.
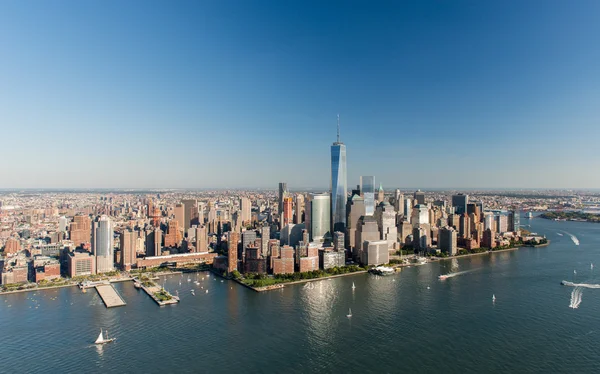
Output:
[[2, 1, 600, 189]]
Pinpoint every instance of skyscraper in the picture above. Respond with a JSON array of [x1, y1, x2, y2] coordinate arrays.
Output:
[[331, 114, 347, 233], [307, 193, 331, 243], [393, 189, 404, 214], [93, 215, 114, 273], [360, 176, 375, 216], [182, 199, 197, 231], [452, 194, 469, 215], [228, 231, 239, 273], [120, 229, 136, 270], [414, 190, 425, 205], [282, 197, 293, 226], [174, 203, 185, 234], [278, 182, 287, 215], [377, 183, 384, 203], [294, 193, 305, 224], [240, 197, 251, 225]]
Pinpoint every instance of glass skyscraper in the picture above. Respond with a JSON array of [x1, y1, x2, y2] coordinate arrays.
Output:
[[360, 176, 375, 216], [331, 117, 347, 234], [309, 193, 331, 243]]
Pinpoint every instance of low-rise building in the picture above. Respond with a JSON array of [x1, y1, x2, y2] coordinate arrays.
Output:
[[67, 251, 96, 277]]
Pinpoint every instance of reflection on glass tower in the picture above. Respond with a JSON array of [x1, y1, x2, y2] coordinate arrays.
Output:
[[360, 176, 375, 216], [331, 114, 347, 233]]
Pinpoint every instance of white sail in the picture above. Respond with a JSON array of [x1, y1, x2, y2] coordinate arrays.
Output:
[[95, 329, 104, 344], [352, 282, 356, 289]]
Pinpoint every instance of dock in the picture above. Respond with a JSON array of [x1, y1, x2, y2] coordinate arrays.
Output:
[[95, 284, 127, 308]]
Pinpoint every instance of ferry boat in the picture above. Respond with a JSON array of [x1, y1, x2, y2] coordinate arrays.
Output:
[[369, 266, 395, 276]]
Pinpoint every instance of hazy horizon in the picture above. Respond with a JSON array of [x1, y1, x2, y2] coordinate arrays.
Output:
[[2, 1, 599, 189]]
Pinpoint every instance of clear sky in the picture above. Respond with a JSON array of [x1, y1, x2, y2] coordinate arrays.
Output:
[[1, 0, 599, 190]]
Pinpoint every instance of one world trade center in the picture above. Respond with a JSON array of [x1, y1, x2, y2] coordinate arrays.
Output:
[[331, 114, 347, 234]]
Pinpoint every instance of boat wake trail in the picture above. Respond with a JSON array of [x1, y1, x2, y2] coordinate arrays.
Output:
[[561, 280, 600, 289], [563, 231, 580, 245], [439, 269, 477, 280], [569, 287, 583, 309]]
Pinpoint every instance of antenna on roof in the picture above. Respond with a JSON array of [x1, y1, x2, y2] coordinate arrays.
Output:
[[337, 114, 340, 143]]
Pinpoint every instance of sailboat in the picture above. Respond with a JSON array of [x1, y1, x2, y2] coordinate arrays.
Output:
[[94, 329, 115, 345], [346, 308, 352, 318], [352, 282, 356, 290], [492, 294, 496, 302], [191, 289, 195, 296], [591, 263, 594, 270]]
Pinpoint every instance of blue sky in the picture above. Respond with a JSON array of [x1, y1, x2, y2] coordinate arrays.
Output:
[[1, 0, 599, 189]]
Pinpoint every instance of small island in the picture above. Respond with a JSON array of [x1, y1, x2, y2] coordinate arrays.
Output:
[[540, 211, 600, 223]]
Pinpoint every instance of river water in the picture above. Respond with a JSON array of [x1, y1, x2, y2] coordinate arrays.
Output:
[[2, 215, 600, 373]]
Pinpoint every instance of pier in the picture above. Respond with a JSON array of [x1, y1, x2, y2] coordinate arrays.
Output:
[[95, 284, 127, 308]]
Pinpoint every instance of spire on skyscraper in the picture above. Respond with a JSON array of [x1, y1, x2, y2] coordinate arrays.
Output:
[[337, 114, 340, 143]]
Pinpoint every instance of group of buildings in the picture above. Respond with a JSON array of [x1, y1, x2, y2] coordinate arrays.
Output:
[[0, 119, 529, 286]]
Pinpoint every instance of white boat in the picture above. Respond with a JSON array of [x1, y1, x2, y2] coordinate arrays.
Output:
[[574, 270, 577, 275], [492, 294, 496, 302], [187, 277, 191, 282], [526, 212, 533, 219], [191, 290, 195, 295], [352, 282, 356, 290], [346, 308, 352, 318], [205, 290, 209, 293], [94, 329, 115, 345]]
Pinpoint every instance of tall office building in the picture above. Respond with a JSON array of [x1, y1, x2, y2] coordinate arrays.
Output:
[[376, 201, 398, 250], [346, 194, 366, 251], [331, 115, 347, 233], [294, 193, 305, 224], [403, 198, 412, 218], [240, 197, 251, 225], [71, 214, 91, 246], [414, 190, 425, 205], [360, 176, 375, 216], [145, 228, 162, 256], [377, 183, 385, 203], [439, 227, 457, 255], [510, 209, 520, 232], [182, 199, 197, 231], [120, 229, 136, 270], [58, 216, 68, 232], [452, 194, 469, 215], [282, 197, 293, 226], [190, 225, 208, 253], [228, 231, 239, 273], [307, 193, 331, 243], [164, 220, 182, 248], [93, 215, 114, 273], [260, 225, 270, 258], [393, 189, 404, 214], [174, 203, 185, 234], [278, 182, 288, 215], [411, 205, 430, 226], [242, 230, 257, 259]]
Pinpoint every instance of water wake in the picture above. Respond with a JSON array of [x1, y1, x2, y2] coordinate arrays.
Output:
[[561, 280, 600, 289], [569, 287, 583, 309], [563, 231, 580, 245], [439, 269, 477, 280]]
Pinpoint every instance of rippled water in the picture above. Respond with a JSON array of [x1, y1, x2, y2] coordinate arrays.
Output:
[[2, 215, 600, 373]]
